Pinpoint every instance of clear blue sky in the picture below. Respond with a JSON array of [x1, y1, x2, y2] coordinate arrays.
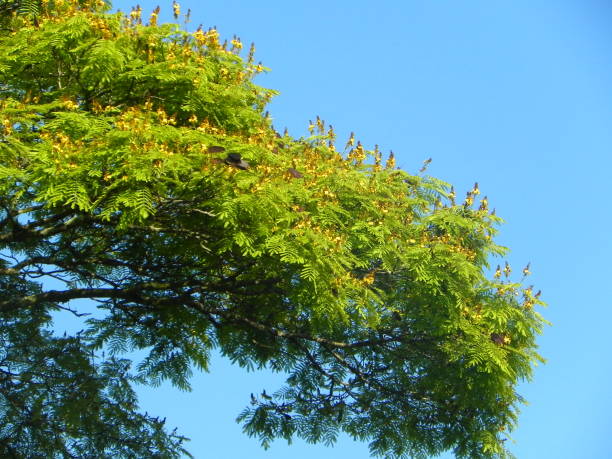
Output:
[[86, 1, 612, 457]]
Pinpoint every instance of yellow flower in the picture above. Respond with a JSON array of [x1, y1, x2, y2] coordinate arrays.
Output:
[[130, 5, 142, 22], [2, 118, 12, 134], [193, 29, 206, 46], [231, 38, 243, 50], [522, 262, 531, 277], [472, 182, 480, 195], [385, 152, 395, 169], [362, 272, 375, 285], [61, 98, 79, 110]]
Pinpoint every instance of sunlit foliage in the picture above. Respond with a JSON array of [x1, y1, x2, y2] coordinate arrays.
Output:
[[0, 1, 546, 457]]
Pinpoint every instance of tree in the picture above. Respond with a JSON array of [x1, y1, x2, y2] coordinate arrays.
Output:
[[0, 1, 547, 457]]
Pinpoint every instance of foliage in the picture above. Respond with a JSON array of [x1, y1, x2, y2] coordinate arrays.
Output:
[[0, 1, 547, 457]]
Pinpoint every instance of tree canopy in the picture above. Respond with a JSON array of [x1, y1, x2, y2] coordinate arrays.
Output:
[[0, 1, 547, 457]]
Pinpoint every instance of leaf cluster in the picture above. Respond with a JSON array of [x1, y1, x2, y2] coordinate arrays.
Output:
[[0, 3, 547, 458]]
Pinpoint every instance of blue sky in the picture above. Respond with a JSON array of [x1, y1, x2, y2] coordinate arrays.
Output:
[[85, 1, 612, 457]]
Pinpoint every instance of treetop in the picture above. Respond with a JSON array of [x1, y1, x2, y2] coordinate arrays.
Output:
[[0, 2, 547, 457]]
